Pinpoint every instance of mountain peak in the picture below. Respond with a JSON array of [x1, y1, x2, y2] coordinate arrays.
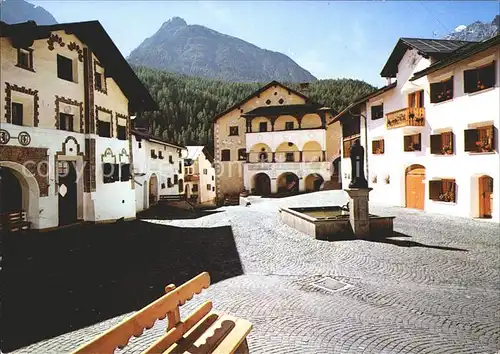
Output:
[[444, 15, 498, 41], [128, 19, 316, 83], [161, 17, 187, 30]]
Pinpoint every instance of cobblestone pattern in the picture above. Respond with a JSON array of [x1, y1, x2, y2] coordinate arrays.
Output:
[[11, 191, 500, 353]]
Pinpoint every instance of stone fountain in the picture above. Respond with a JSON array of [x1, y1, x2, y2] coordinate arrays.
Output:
[[279, 139, 394, 240]]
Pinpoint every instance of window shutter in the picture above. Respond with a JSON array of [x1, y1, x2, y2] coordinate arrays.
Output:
[[112, 164, 119, 181], [430, 134, 441, 154], [380, 139, 385, 154], [449, 132, 454, 153], [430, 82, 439, 103], [429, 180, 441, 200], [464, 129, 478, 152], [371, 140, 377, 154], [404, 135, 411, 151], [463, 69, 475, 93]]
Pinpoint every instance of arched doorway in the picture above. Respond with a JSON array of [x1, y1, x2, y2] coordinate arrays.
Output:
[[252, 173, 271, 196], [405, 165, 425, 210], [0, 162, 40, 228], [305, 174, 324, 192], [277, 172, 299, 194], [478, 175, 493, 218], [0, 167, 22, 213], [149, 174, 158, 206]]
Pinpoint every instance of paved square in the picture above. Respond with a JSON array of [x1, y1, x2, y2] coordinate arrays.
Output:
[[11, 191, 500, 353]]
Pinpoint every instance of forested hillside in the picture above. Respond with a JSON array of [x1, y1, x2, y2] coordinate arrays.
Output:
[[133, 66, 376, 149]]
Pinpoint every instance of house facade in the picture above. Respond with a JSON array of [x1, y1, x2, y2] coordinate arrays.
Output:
[[184, 146, 216, 205], [0, 21, 156, 230], [213, 81, 341, 203], [131, 129, 186, 212], [336, 36, 499, 221]]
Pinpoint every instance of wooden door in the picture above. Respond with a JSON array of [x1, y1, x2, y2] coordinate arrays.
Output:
[[406, 168, 425, 210], [479, 176, 493, 218], [58, 161, 77, 226]]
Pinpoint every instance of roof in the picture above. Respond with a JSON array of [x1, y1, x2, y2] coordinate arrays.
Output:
[[330, 81, 397, 124], [411, 34, 500, 81], [131, 129, 185, 149], [212, 81, 313, 122], [380, 37, 475, 78], [0, 20, 157, 112], [241, 103, 332, 117], [186, 146, 214, 163]]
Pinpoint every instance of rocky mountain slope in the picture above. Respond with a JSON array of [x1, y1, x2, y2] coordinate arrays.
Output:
[[0, 0, 57, 25], [128, 17, 316, 83], [445, 15, 499, 41]]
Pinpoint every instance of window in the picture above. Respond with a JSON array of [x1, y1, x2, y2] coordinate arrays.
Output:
[[212, 186, 215, 192], [161, 183, 166, 189], [207, 184, 211, 191], [174, 174, 178, 184], [185, 167, 189, 175], [221, 149, 230, 161], [342, 117, 360, 138], [59, 113, 74, 132], [11, 102, 23, 126], [430, 132, 454, 155], [120, 163, 131, 181], [178, 161, 182, 173], [371, 104, 384, 120], [95, 72, 103, 91], [169, 155, 174, 164], [278, 98, 284, 104], [17, 48, 33, 70], [372, 139, 385, 154], [97, 120, 111, 138], [103, 163, 119, 184], [465, 125, 495, 153], [429, 179, 456, 203], [258, 150, 269, 162], [404, 134, 421, 152], [238, 148, 247, 161], [266, 99, 271, 105], [342, 136, 359, 158], [259, 122, 267, 132], [57, 54, 73, 82], [192, 184, 199, 192], [285, 121, 294, 130], [229, 126, 239, 136], [117, 124, 127, 140], [151, 149, 158, 159], [464, 61, 496, 93], [212, 175, 214, 181], [158, 151, 164, 159], [408, 90, 424, 108], [430, 77, 453, 103], [285, 152, 294, 162], [167, 178, 173, 188], [203, 168, 208, 175]]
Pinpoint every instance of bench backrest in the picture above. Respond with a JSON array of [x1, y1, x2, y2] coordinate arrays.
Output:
[[71, 272, 211, 354]]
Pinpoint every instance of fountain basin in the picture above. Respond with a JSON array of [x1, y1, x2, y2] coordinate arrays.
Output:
[[278, 206, 394, 241]]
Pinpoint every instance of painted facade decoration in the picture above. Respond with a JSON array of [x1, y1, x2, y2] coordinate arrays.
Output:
[[336, 36, 500, 221], [212, 81, 341, 203], [184, 146, 216, 205], [131, 129, 186, 212], [0, 20, 156, 229]]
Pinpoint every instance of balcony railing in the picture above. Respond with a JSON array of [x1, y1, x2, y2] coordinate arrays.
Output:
[[386, 107, 425, 129], [247, 150, 326, 163]]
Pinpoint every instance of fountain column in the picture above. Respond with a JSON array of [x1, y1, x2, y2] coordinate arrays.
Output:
[[344, 138, 371, 237]]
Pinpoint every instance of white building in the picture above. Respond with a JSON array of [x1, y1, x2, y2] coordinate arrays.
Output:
[[336, 35, 499, 221], [0, 20, 156, 230], [213, 81, 341, 203], [131, 129, 186, 212], [184, 146, 216, 205]]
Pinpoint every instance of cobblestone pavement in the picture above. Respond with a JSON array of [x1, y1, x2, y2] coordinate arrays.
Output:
[[12, 191, 500, 353]]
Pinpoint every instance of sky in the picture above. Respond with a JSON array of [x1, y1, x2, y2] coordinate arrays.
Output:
[[29, 0, 499, 87]]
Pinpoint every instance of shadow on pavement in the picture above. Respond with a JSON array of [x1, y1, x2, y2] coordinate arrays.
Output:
[[137, 204, 223, 220], [1, 219, 243, 352]]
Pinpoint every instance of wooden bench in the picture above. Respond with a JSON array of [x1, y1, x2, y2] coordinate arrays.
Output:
[[71, 272, 252, 354], [0, 211, 30, 233]]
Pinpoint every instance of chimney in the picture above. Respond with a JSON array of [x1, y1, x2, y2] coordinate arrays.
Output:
[[299, 82, 310, 97], [386, 77, 392, 86]]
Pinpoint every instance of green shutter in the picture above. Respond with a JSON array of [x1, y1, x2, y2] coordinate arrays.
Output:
[[430, 134, 441, 154], [464, 129, 478, 152], [404, 135, 411, 152], [429, 180, 441, 200], [463, 69, 476, 93]]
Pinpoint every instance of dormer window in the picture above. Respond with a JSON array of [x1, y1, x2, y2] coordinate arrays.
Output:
[[17, 48, 33, 71]]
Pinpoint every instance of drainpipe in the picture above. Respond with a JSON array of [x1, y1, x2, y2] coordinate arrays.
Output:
[[347, 106, 369, 181]]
